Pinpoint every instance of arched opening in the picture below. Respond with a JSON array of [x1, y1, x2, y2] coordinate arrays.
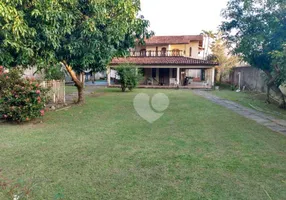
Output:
[[161, 47, 167, 56], [189, 47, 192, 57], [140, 49, 146, 56]]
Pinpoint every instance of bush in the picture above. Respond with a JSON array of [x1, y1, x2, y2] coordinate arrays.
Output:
[[116, 65, 142, 92], [230, 84, 237, 91], [44, 64, 65, 80], [0, 67, 49, 122]]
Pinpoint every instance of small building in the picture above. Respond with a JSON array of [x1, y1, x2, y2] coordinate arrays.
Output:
[[108, 35, 218, 89]]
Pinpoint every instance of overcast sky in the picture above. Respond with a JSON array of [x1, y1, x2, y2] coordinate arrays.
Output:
[[140, 0, 229, 36]]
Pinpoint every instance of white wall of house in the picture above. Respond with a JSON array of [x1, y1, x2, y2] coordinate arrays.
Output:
[[186, 69, 201, 78], [23, 66, 44, 79]]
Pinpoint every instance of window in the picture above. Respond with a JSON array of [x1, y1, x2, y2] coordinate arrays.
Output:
[[189, 47, 192, 57]]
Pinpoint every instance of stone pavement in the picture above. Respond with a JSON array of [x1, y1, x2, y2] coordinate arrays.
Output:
[[193, 90, 286, 136]]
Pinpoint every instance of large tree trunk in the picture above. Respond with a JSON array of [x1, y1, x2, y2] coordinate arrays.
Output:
[[269, 84, 286, 108], [215, 68, 222, 83], [62, 62, 85, 104], [264, 70, 286, 109], [77, 84, 84, 103]]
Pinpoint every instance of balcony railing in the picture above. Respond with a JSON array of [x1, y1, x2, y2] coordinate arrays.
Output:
[[130, 50, 185, 57]]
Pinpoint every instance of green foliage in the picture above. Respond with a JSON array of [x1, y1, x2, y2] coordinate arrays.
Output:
[[44, 64, 65, 81], [1, 0, 153, 69], [56, 0, 153, 74], [0, 0, 153, 103], [116, 65, 142, 92], [221, 0, 286, 74], [0, 67, 49, 122], [0, 1, 35, 67], [0, 0, 70, 68], [201, 30, 216, 59], [221, 0, 286, 107], [230, 84, 237, 91], [271, 46, 286, 86], [210, 33, 240, 83]]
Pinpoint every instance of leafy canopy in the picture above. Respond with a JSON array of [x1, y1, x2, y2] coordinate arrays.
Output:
[[221, 0, 286, 75], [0, 0, 153, 73], [221, 0, 286, 108], [209, 33, 240, 82], [0, 0, 75, 68]]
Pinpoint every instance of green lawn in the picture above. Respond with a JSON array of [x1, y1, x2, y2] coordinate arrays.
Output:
[[1, 89, 286, 199], [65, 85, 78, 95], [211, 89, 286, 120]]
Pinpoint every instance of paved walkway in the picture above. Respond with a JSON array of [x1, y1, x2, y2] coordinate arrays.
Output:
[[193, 90, 286, 136]]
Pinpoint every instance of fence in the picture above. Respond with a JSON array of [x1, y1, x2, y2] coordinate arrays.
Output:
[[229, 66, 266, 92], [229, 66, 286, 100], [41, 80, 65, 104]]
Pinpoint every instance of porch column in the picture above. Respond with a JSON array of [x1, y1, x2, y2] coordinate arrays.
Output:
[[156, 68, 159, 81], [211, 67, 215, 86], [176, 67, 180, 85], [107, 66, 111, 86]]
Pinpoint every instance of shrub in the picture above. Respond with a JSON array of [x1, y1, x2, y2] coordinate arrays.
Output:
[[44, 64, 65, 80], [230, 84, 237, 91], [116, 65, 142, 92], [0, 67, 49, 122]]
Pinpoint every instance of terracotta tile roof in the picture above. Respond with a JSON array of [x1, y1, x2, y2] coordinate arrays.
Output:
[[110, 56, 218, 66], [144, 35, 203, 45]]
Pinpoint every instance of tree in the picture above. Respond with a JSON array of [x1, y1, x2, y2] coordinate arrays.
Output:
[[0, 0, 153, 104], [0, 0, 75, 79], [221, 0, 286, 108], [44, 64, 65, 81], [0, 1, 36, 67], [58, 0, 153, 103], [209, 33, 240, 83], [201, 30, 216, 59]]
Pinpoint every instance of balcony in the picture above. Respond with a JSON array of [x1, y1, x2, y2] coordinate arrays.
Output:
[[130, 50, 185, 57]]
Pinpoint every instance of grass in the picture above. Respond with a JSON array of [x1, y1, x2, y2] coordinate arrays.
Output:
[[211, 87, 286, 120], [65, 85, 78, 95], [1, 88, 286, 199]]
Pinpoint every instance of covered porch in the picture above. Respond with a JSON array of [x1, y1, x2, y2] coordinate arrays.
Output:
[[107, 65, 215, 89], [108, 56, 217, 89]]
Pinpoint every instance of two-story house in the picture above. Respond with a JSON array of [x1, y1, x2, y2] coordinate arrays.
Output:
[[108, 35, 218, 89]]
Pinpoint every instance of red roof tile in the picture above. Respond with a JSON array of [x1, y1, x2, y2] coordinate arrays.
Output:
[[110, 56, 218, 66], [144, 35, 203, 45]]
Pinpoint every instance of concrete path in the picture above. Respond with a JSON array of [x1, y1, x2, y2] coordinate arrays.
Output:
[[193, 90, 286, 136]]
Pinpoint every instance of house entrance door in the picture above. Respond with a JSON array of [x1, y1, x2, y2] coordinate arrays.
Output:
[[159, 68, 170, 85]]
